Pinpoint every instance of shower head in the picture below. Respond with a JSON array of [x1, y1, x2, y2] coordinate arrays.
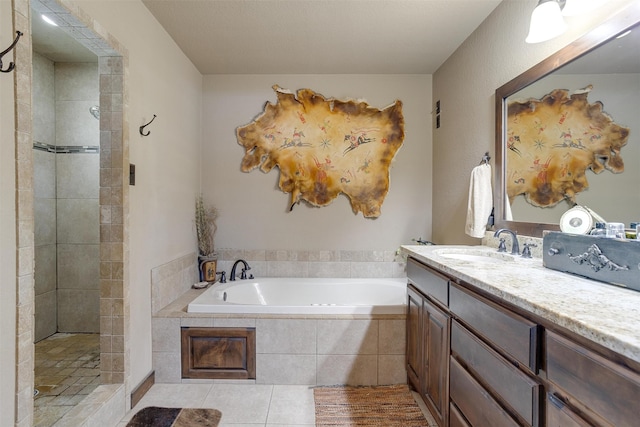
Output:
[[89, 106, 100, 120]]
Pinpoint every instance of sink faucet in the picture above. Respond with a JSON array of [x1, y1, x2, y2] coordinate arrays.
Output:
[[230, 259, 251, 281], [493, 228, 520, 255]]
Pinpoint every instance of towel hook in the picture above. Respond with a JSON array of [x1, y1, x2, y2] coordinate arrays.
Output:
[[480, 152, 491, 165], [1, 31, 23, 73], [139, 114, 157, 136]]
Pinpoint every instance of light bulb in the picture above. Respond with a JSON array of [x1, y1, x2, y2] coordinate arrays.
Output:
[[526, 1, 567, 44]]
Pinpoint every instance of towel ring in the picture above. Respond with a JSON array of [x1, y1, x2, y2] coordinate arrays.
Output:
[[480, 152, 491, 165]]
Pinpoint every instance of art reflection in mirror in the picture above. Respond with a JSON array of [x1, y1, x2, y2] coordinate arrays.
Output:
[[507, 85, 629, 209], [496, 14, 640, 236]]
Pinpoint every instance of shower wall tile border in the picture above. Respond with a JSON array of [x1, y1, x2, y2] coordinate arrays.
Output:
[[14, 0, 36, 425], [97, 52, 128, 393]]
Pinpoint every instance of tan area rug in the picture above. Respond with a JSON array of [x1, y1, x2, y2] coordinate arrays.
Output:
[[126, 406, 221, 427], [314, 384, 429, 426]]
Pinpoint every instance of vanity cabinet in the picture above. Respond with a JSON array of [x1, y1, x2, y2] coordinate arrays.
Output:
[[405, 253, 640, 427], [406, 257, 450, 427]]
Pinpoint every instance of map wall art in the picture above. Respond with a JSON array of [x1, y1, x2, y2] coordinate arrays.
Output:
[[236, 86, 405, 218]]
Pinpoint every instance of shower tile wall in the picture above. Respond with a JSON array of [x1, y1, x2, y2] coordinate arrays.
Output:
[[33, 53, 100, 340], [34, 53, 57, 342]]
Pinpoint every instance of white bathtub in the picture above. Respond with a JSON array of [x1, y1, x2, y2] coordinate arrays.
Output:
[[187, 277, 407, 315]]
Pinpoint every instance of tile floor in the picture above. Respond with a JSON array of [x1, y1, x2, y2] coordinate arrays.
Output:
[[117, 383, 438, 427], [34, 333, 101, 427]]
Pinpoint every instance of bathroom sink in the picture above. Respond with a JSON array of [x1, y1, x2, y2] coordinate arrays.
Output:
[[434, 247, 515, 264]]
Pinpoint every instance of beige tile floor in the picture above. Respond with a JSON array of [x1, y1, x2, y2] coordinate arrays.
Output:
[[34, 333, 101, 427], [117, 383, 438, 427]]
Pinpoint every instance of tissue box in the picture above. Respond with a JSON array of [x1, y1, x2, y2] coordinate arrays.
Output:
[[543, 231, 640, 292]]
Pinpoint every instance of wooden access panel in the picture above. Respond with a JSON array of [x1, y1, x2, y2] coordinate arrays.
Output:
[[181, 327, 256, 379]]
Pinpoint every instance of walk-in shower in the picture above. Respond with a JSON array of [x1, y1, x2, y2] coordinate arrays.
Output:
[[32, 6, 101, 426]]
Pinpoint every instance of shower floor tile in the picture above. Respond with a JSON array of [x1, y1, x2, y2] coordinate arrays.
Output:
[[34, 333, 100, 427]]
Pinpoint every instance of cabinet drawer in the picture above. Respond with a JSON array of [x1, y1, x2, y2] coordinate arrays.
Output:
[[451, 321, 541, 426], [450, 357, 520, 427], [450, 402, 471, 427], [450, 283, 539, 372], [407, 257, 449, 306], [546, 331, 640, 426], [546, 393, 591, 427]]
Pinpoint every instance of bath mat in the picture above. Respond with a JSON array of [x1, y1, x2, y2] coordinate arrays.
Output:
[[313, 384, 428, 426], [126, 406, 221, 427]]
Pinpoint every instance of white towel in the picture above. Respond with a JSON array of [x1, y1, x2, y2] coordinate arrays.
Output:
[[504, 191, 513, 221], [465, 164, 493, 238]]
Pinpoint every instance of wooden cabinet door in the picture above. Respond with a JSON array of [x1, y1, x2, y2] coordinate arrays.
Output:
[[406, 285, 422, 390], [422, 298, 450, 427]]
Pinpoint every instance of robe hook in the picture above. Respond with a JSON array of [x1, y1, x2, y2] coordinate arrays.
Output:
[[139, 114, 157, 136], [1, 31, 23, 73]]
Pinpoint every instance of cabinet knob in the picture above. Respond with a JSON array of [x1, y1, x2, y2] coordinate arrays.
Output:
[[548, 247, 560, 256]]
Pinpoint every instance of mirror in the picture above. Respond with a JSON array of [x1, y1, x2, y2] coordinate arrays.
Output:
[[495, 7, 640, 237]]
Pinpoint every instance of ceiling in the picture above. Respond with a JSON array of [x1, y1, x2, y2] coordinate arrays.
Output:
[[32, 0, 504, 73], [30, 1, 640, 77], [139, 0, 503, 75]]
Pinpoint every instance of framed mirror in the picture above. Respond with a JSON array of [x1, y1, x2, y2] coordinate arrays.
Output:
[[495, 6, 640, 237]]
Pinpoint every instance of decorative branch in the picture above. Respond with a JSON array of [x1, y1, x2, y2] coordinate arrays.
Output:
[[195, 195, 218, 257]]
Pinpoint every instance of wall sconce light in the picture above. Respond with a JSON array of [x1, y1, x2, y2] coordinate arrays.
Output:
[[526, 0, 608, 44], [526, 0, 567, 44]]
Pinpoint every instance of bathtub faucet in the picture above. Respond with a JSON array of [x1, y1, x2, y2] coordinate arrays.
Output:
[[230, 259, 251, 281]]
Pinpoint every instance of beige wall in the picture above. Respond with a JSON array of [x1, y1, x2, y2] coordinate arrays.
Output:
[[73, 0, 203, 391], [432, 0, 638, 244], [202, 75, 432, 250], [0, 0, 18, 423]]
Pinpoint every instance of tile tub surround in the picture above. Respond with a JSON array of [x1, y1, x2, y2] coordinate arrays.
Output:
[[152, 289, 407, 386], [149, 249, 407, 386], [215, 248, 407, 279], [402, 244, 640, 365], [151, 252, 199, 315]]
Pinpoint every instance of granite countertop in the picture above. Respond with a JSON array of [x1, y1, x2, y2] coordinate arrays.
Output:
[[401, 244, 640, 365]]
